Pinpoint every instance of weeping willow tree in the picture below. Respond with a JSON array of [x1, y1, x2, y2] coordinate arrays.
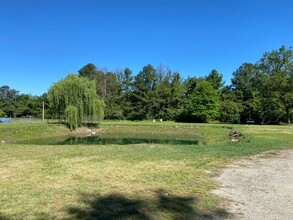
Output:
[[65, 105, 78, 130], [48, 74, 104, 129]]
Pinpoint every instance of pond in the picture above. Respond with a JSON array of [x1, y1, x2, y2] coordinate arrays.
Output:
[[17, 135, 199, 145]]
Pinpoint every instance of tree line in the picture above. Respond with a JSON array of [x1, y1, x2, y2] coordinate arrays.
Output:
[[1, 45, 292, 124], [0, 85, 46, 119]]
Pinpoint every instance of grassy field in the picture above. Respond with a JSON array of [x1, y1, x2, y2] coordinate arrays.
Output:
[[0, 121, 293, 219]]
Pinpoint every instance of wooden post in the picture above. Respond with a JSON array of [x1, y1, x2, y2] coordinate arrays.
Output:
[[42, 101, 45, 121]]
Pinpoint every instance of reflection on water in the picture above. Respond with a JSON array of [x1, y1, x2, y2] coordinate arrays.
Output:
[[18, 135, 198, 145]]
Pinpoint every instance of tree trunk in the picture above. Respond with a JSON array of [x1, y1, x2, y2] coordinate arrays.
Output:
[[287, 109, 291, 125]]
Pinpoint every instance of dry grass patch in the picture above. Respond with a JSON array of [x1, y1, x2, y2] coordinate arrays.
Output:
[[1, 122, 293, 219], [0, 144, 221, 219]]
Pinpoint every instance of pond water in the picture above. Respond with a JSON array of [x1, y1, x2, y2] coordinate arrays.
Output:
[[17, 135, 198, 145]]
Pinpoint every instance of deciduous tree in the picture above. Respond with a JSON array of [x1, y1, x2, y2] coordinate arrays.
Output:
[[257, 46, 293, 124], [48, 74, 104, 128], [179, 78, 219, 122]]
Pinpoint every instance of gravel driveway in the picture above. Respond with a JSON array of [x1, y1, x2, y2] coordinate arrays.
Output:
[[213, 150, 293, 220]]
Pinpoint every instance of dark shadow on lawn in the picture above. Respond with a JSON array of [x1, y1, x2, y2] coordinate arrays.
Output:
[[156, 189, 196, 219], [0, 213, 10, 220], [156, 189, 229, 219], [67, 193, 149, 220], [66, 190, 230, 220]]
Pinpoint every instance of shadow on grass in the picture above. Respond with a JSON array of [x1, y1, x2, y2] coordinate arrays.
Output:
[[0, 213, 10, 220], [67, 193, 149, 220], [66, 190, 230, 220]]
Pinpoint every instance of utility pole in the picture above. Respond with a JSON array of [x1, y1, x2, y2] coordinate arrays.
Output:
[[42, 101, 45, 121]]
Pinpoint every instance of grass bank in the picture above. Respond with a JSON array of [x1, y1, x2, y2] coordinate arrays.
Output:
[[0, 121, 95, 143], [0, 121, 293, 219]]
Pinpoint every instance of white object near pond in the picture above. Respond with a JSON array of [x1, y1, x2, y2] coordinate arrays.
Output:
[[159, 119, 163, 122], [1, 140, 5, 144], [153, 119, 156, 122], [231, 138, 239, 142]]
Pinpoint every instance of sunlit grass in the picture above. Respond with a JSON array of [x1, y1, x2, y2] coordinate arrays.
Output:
[[0, 121, 293, 219]]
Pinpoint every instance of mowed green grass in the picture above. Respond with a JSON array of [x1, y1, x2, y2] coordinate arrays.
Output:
[[0, 122, 293, 219], [0, 121, 68, 143]]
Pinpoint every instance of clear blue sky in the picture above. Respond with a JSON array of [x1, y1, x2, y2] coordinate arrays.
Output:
[[1, 0, 292, 95]]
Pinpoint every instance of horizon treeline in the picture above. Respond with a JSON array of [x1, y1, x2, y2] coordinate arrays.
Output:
[[1, 45, 292, 124]]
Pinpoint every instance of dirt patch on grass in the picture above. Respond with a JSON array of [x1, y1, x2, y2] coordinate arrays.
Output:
[[213, 149, 293, 219]]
